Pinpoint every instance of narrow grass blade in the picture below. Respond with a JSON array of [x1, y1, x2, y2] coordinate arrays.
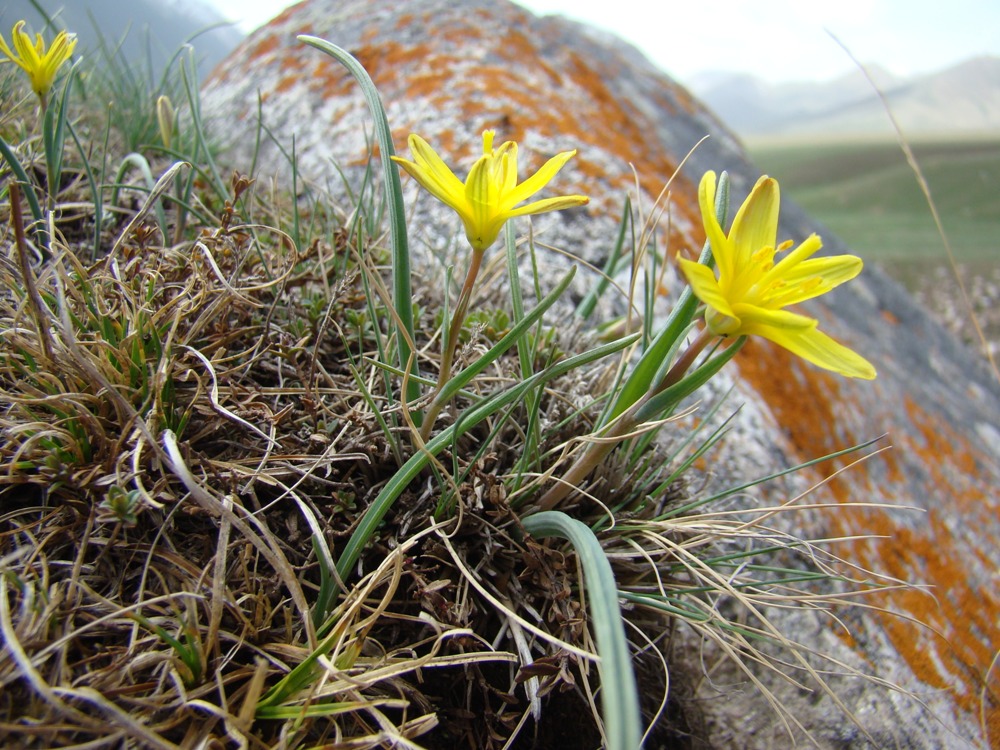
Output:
[[43, 60, 81, 206], [504, 223, 531, 379], [632, 337, 745, 423], [65, 120, 103, 260], [433, 266, 575, 410], [659, 434, 886, 520], [505, 224, 542, 488], [298, 35, 420, 415], [602, 171, 730, 426], [110, 160, 188, 257], [577, 196, 632, 320], [521, 511, 642, 750], [110, 153, 170, 237], [0, 136, 45, 243], [179, 51, 228, 201]]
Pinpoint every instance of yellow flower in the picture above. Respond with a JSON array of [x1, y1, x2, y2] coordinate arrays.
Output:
[[0, 20, 77, 100], [678, 171, 876, 379], [392, 130, 588, 251]]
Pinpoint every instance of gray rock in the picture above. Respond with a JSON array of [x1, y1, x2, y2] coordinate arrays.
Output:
[[202, 1, 1000, 747]]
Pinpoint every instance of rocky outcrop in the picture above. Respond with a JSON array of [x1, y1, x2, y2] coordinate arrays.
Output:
[[202, 1, 1000, 747]]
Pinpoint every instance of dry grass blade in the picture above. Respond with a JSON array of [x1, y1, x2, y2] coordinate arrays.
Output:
[[109, 161, 188, 258], [161, 429, 315, 645], [0, 577, 106, 736]]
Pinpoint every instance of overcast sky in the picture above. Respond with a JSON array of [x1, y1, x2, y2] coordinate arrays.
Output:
[[210, 0, 1000, 84]]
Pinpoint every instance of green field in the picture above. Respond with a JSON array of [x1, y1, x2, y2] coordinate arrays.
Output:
[[747, 136, 1000, 287]]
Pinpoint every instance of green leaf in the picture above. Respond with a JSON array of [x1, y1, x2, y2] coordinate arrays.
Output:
[[298, 35, 421, 419], [632, 336, 746, 423], [521, 511, 642, 750], [576, 195, 632, 320], [0, 136, 45, 246], [43, 59, 80, 209], [432, 266, 575, 412]]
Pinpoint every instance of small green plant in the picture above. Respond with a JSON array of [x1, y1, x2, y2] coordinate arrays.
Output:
[[97, 484, 143, 526], [294, 34, 884, 750], [391, 129, 588, 440]]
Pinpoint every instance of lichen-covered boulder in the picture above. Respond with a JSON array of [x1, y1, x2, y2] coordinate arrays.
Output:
[[202, 1, 1000, 747]]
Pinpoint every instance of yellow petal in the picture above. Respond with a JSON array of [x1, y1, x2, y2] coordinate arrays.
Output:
[[497, 142, 518, 193], [736, 304, 817, 332], [464, 157, 500, 250], [678, 256, 736, 320], [766, 233, 823, 278], [0, 26, 18, 64], [729, 176, 779, 275], [2, 23, 31, 73], [766, 254, 864, 307], [393, 155, 469, 220], [758, 324, 876, 379], [698, 171, 734, 282], [406, 134, 465, 200], [500, 149, 577, 212], [46, 30, 76, 69], [506, 193, 588, 218], [12, 23, 40, 69]]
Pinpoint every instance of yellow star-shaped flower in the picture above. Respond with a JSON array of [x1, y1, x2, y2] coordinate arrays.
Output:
[[0, 20, 76, 101], [678, 171, 876, 379], [392, 130, 588, 251]]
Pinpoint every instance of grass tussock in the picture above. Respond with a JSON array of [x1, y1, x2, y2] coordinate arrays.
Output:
[[0, 22, 930, 750]]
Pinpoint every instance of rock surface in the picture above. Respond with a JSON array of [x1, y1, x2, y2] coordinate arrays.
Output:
[[202, 1, 1000, 747]]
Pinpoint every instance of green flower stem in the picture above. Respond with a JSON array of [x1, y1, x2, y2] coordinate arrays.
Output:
[[536, 328, 717, 511], [419, 247, 485, 442]]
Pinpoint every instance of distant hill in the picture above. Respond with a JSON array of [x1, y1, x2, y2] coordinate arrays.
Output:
[[691, 56, 1000, 137], [0, 0, 243, 77]]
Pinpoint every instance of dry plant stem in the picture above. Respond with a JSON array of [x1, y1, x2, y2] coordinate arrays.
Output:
[[9, 181, 55, 361], [535, 408, 635, 511], [419, 247, 485, 442], [653, 327, 715, 393], [536, 329, 716, 511]]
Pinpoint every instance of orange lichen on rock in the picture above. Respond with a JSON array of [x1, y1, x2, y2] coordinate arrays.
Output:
[[247, 33, 280, 61], [340, 28, 703, 231], [733, 337, 852, 467], [902, 395, 984, 497], [738, 337, 998, 738], [837, 505, 1000, 729]]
